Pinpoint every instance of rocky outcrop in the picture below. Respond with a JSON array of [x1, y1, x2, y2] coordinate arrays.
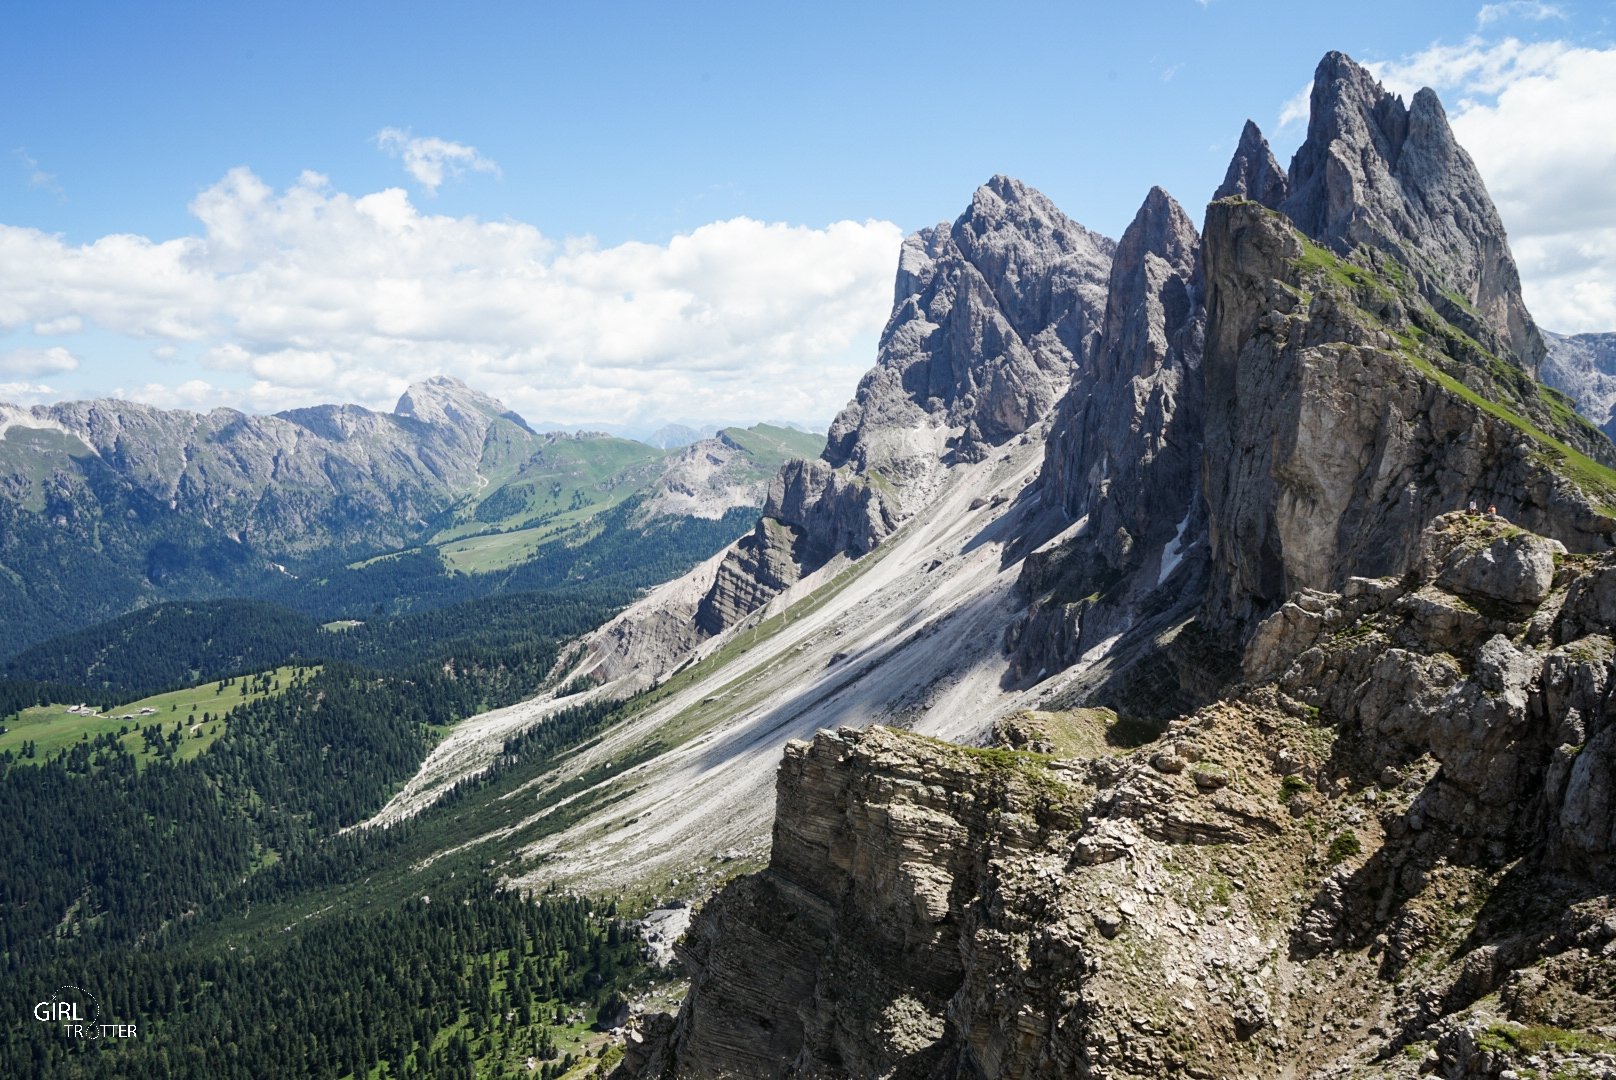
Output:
[[1543, 330, 1616, 439], [1200, 197, 1616, 631], [1214, 119, 1290, 208], [1010, 187, 1208, 686], [826, 176, 1113, 482], [694, 459, 894, 634], [694, 177, 1116, 637], [626, 513, 1616, 1079], [1279, 52, 1546, 380], [623, 726, 1090, 1080]]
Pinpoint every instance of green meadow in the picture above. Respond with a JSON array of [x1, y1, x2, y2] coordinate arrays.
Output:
[[0, 664, 317, 767]]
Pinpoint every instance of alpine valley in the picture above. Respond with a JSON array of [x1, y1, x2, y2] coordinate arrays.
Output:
[[5, 51, 1616, 1080]]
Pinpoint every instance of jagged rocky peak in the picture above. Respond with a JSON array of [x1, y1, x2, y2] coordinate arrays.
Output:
[[1008, 185, 1208, 691], [1214, 119, 1289, 208], [1041, 184, 1203, 557], [952, 175, 1115, 355], [1279, 50, 1546, 376], [824, 174, 1114, 480], [694, 178, 1115, 638]]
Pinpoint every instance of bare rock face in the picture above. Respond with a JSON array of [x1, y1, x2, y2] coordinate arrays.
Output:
[[630, 727, 1088, 1079], [1200, 197, 1615, 630], [1431, 526, 1561, 608], [1280, 51, 1546, 379], [1214, 119, 1290, 208], [1543, 330, 1616, 439], [1009, 186, 1208, 687], [640, 426, 824, 521], [826, 175, 1114, 481], [692, 458, 895, 634], [628, 515, 1616, 1080], [694, 177, 1115, 637], [1043, 186, 1204, 568], [1043, 190, 1204, 557]]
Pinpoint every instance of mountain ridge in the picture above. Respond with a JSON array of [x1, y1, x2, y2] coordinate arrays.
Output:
[[0, 378, 812, 657], [370, 53, 1616, 895]]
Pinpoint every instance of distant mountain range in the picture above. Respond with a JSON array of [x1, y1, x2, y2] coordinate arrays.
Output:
[[1544, 330, 1616, 441], [0, 376, 821, 657]]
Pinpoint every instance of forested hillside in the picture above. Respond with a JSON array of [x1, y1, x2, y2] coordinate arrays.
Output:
[[0, 653, 667, 1079]]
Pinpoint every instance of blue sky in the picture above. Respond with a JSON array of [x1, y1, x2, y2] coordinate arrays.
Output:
[[3, 0, 1613, 429]]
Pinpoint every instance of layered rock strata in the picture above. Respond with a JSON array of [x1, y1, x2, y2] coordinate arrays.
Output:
[[626, 513, 1616, 1079]]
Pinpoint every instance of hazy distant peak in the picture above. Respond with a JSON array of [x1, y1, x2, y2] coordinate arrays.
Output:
[[393, 375, 535, 434]]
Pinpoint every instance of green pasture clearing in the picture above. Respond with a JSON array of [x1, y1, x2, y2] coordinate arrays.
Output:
[[0, 664, 317, 767]]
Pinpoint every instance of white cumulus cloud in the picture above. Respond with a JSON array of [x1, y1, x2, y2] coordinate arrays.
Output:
[[0, 168, 904, 424], [374, 128, 500, 196], [32, 314, 82, 335], [0, 381, 59, 404], [0, 345, 79, 378]]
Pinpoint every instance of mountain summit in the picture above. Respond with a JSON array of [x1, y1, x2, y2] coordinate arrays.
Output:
[[1214, 118, 1289, 207], [393, 375, 536, 434], [1281, 51, 1546, 377]]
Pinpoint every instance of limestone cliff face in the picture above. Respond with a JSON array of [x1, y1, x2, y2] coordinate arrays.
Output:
[[1041, 186, 1204, 577], [624, 514, 1616, 1080], [1280, 52, 1546, 380], [1010, 187, 1208, 687], [827, 176, 1114, 482], [1200, 198, 1615, 630], [1014, 53, 1614, 684], [695, 177, 1115, 636], [692, 459, 897, 634]]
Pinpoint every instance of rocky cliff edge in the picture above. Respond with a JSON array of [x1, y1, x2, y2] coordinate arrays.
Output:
[[626, 511, 1616, 1079]]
